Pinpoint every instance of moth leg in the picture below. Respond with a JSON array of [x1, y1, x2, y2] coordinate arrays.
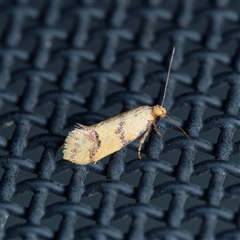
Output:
[[153, 122, 163, 137], [138, 126, 152, 159]]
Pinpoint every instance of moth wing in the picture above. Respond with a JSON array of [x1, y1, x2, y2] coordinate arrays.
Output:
[[63, 127, 99, 165], [92, 106, 155, 161], [64, 106, 155, 164]]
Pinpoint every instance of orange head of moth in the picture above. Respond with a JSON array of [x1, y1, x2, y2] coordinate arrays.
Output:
[[152, 105, 167, 120]]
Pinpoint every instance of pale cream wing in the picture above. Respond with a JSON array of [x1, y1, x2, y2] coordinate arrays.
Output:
[[92, 106, 155, 162], [63, 127, 100, 165], [64, 106, 155, 164]]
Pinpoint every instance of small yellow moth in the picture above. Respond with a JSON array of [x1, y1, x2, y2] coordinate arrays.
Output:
[[63, 47, 190, 165]]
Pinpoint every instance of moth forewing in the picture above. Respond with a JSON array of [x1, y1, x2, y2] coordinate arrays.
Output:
[[63, 106, 166, 164]]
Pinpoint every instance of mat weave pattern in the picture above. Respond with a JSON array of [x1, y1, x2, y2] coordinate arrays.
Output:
[[0, 1, 240, 240]]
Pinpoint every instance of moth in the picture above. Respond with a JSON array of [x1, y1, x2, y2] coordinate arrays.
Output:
[[63, 47, 190, 164]]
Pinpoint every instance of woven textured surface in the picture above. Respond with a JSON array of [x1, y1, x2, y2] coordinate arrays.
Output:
[[1, 1, 240, 239]]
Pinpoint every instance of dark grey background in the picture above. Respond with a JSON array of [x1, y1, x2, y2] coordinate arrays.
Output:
[[0, 1, 239, 239]]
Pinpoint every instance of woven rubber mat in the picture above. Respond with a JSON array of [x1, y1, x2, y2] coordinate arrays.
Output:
[[0, 1, 240, 240]]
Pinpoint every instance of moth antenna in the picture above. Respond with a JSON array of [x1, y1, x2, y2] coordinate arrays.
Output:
[[165, 114, 196, 144], [161, 47, 175, 107]]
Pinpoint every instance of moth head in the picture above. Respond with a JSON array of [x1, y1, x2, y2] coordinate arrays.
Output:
[[153, 105, 167, 119]]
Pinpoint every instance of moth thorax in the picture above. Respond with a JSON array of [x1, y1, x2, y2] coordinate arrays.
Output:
[[153, 105, 167, 119]]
